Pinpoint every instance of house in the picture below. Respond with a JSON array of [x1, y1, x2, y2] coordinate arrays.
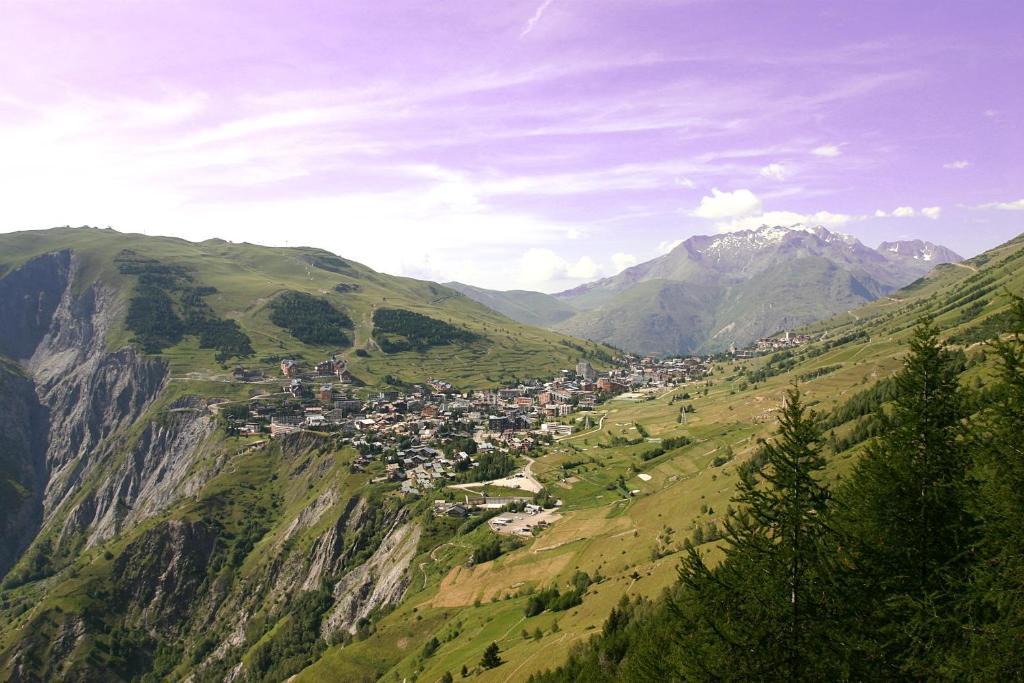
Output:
[[446, 504, 469, 518], [488, 415, 510, 432], [280, 359, 298, 377], [318, 384, 334, 403], [540, 423, 573, 437], [576, 360, 597, 382], [544, 404, 573, 418], [270, 417, 301, 437], [334, 399, 363, 416], [597, 378, 629, 395]]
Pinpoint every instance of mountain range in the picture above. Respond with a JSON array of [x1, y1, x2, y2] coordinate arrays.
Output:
[[448, 225, 962, 356]]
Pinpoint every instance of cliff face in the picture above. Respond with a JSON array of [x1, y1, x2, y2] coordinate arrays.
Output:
[[0, 252, 171, 571], [25, 265, 168, 518], [112, 519, 221, 633], [59, 404, 216, 549], [322, 513, 421, 636], [0, 250, 72, 360], [0, 362, 47, 578], [0, 248, 423, 682]]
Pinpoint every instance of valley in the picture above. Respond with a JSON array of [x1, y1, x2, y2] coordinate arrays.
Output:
[[2, 227, 1020, 681]]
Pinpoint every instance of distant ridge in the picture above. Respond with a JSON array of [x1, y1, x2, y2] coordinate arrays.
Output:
[[443, 282, 576, 327]]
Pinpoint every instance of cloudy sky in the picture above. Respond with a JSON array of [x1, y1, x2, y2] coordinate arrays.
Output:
[[1, 1, 1022, 292]]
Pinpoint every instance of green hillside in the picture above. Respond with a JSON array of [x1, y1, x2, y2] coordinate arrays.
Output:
[[294, 232, 1024, 682], [0, 227, 614, 387]]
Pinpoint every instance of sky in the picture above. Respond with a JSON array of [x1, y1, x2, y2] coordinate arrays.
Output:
[[1, 0, 1022, 292]]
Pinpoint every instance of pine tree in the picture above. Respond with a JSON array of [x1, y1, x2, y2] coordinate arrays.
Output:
[[837, 320, 974, 677], [629, 387, 845, 681], [480, 642, 502, 669], [963, 293, 1024, 677]]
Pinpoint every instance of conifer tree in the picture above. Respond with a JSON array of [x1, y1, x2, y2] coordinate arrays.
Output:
[[837, 320, 973, 677], [963, 294, 1024, 677], [632, 387, 845, 681], [480, 642, 501, 669]]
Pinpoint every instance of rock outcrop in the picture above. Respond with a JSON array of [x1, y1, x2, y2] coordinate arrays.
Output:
[[322, 511, 421, 636]]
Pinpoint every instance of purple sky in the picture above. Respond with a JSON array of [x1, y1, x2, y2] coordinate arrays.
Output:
[[1, 0, 1021, 292]]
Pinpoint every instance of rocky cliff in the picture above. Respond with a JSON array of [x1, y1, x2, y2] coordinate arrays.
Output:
[[0, 362, 47, 578], [0, 242, 434, 682]]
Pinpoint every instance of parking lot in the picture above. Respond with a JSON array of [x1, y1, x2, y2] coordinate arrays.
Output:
[[488, 507, 562, 537]]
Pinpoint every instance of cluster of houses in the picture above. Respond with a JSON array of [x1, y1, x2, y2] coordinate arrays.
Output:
[[222, 353, 712, 496], [731, 330, 812, 357], [598, 355, 713, 392]]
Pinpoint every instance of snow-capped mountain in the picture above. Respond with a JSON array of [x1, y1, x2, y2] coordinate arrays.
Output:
[[878, 239, 963, 264], [455, 225, 962, 356]]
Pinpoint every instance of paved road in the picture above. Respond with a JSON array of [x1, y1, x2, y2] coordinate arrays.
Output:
[[558, 411, 606, 441]]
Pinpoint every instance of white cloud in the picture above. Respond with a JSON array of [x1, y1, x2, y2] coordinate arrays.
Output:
[[567, 255, 601, 279], [676, 176, 696, 189], [692, 188, 762, 219], [892, 206, 915, 217], [611, 252, 638, 273], [719, 209, 857, 232], [943, 160, 970, 170], [979, 198, 1024, 211], [657, 238, 683, 254], [520, 0, 556, 38], [921, 206, 942, 219], [519, 249, 600, 287], [759, 163, 787, 181], [874, 209, 888, 218], [811, 144, 841, 157]]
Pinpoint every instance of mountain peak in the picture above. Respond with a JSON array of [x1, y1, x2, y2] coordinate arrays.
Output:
[[693, 223, 863, 260], [877, 239, 963, 264]]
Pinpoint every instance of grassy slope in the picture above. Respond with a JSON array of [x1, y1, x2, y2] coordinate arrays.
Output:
[[0, 227, 614, 388], [299, 233, 1024, 682], [444, 283, 577, 328]]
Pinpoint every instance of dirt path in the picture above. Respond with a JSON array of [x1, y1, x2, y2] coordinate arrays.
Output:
[[449, 455, 543, 494], [504, 631, 586, 681], [416, 541, 469, 590]]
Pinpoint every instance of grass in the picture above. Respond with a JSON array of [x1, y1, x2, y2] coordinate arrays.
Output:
[[6, 228, 1024, 681], [294, 233, 1024, 681], [0, 227, 616, 389]]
